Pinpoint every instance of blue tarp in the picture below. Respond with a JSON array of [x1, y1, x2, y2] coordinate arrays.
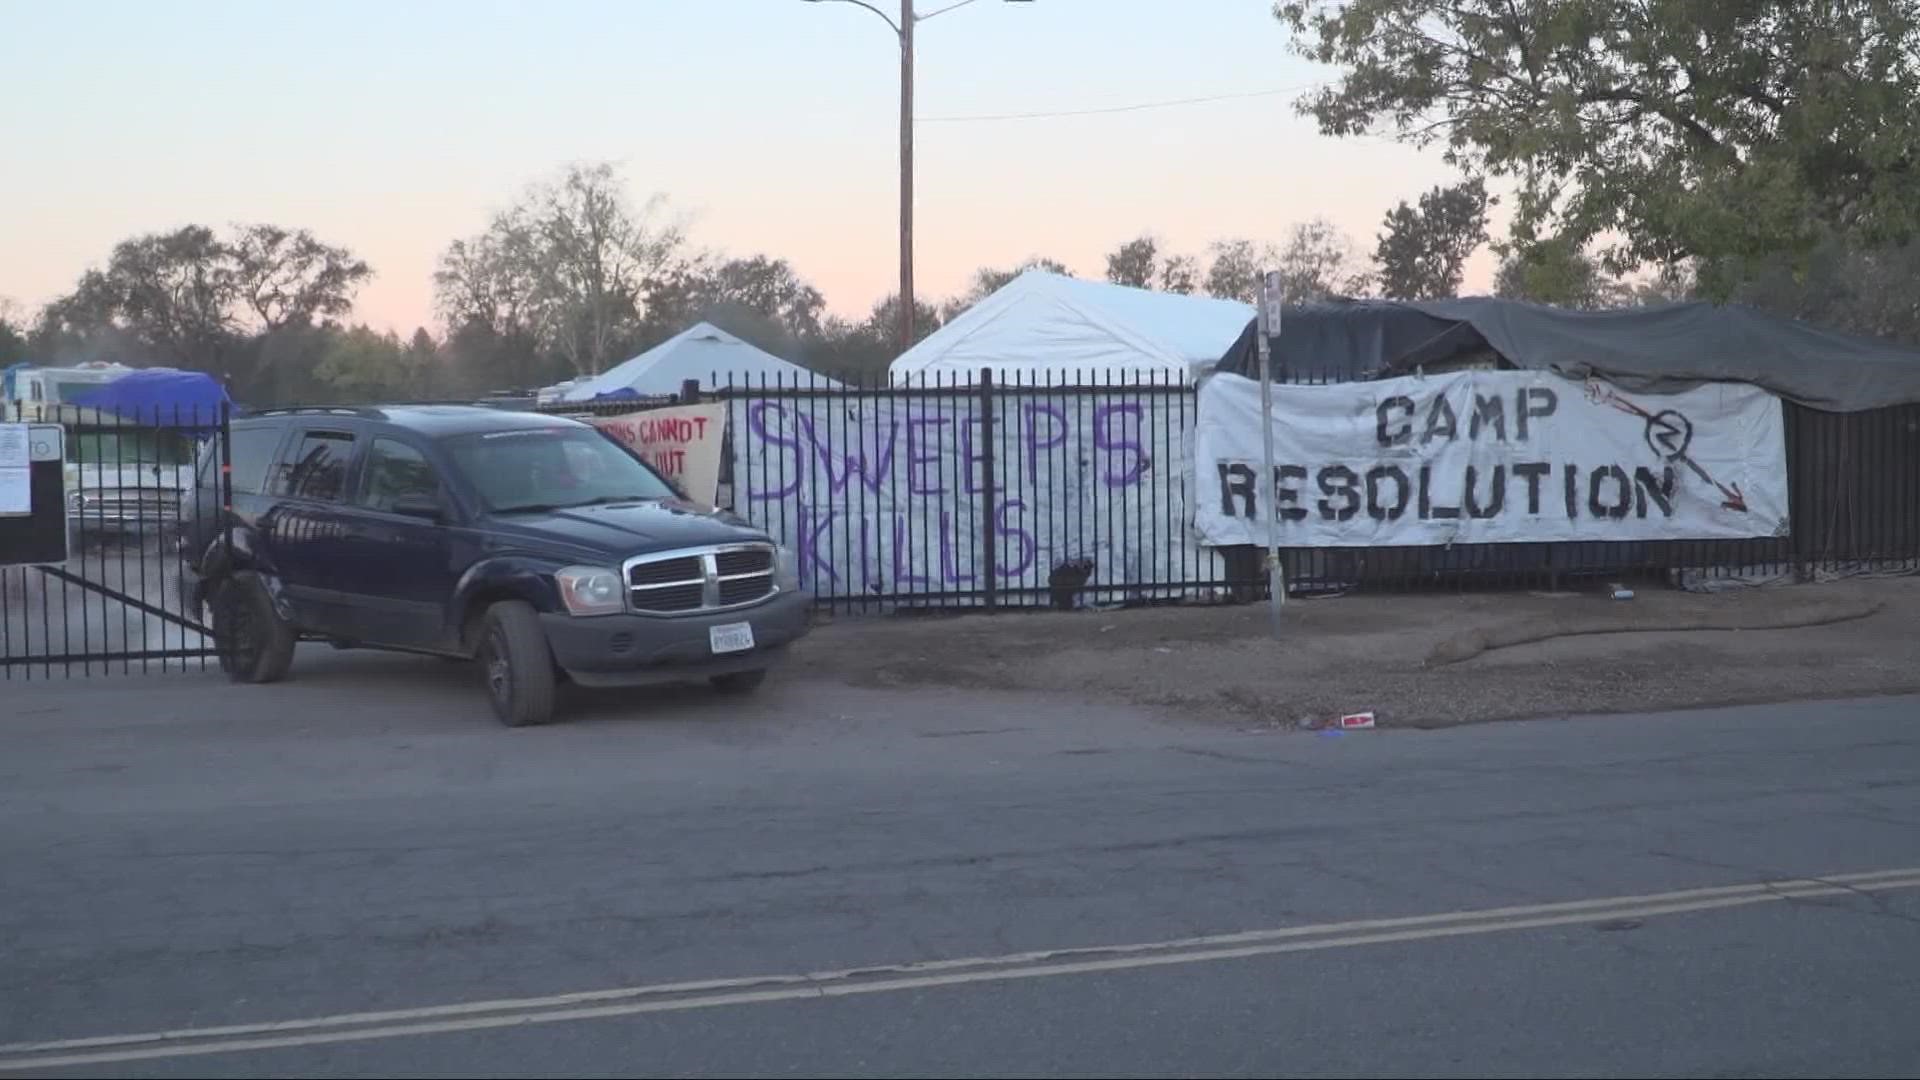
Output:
[[70, 369, 232, 428]]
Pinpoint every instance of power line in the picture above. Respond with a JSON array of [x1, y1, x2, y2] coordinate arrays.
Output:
[[916, 83, 1322, 123]]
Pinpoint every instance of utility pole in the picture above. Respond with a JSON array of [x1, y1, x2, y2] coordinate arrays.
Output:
[[803, 0, 1033, 351], [899, 0, 914, 351]]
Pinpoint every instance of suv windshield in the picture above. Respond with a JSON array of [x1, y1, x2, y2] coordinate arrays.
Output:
[[443, 427, 676, 513]]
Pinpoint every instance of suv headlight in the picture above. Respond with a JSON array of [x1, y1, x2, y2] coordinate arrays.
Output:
[[556, 566, 625, 616], [774, 545, 800, 591]]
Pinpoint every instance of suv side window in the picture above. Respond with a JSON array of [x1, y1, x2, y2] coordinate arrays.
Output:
[[355, 438, 440, 513], [272, 430, 355, 502], [208, 426, 286, 495]]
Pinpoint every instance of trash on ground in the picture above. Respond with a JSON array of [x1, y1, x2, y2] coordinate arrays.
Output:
[[1337, 710, 1377, 730]]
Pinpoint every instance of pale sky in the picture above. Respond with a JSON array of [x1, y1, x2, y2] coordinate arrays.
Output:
[[0, 0, 1491, 334]]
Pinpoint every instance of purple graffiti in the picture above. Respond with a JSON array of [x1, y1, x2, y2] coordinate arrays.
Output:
[[1024, 403, 1068, 485], [746, 402, 800, 501], [994, 498, 1037, 578], [906, 415, 950, 495], [938, 510, 974, 583], [890, 516, 930, 586], [956, 414, 993, 495], [794, 413, 901, 495], [1093, 403, 1147, 487], [797, 507, 839, 584]]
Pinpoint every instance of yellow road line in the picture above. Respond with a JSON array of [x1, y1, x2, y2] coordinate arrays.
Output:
[[4, 868, 1917, 1073]]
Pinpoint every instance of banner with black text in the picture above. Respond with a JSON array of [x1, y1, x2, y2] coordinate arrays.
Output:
[[1193, 371, 1788, 547]]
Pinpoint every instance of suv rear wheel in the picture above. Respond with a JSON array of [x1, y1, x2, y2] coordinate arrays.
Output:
[[477, 600, 557, 727], [213, 571, 296, 684]]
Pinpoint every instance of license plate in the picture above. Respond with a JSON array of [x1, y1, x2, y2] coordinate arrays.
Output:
[[709, 622, 755, 655]]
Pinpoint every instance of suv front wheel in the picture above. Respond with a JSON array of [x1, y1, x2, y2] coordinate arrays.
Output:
[[477, 600, 557, 727]]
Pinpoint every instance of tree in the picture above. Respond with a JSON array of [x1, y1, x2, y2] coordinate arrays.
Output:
[[405, 328, 444, 398], [644, 254, 825, 342], [437, 162, 687, 378], [1105, 236, 1160, 288], [1722, 240, 1920, 345], [29, 224, 371, 394], [1276, 0, 1920, 288], [1373, 179, 1491, 299], [1203, 238, 1271, 302], [1158, 254, 1199, 295], [966, 257, 1069, 301], [440, 319, 554, 398], [1493, 238, 1619, 309], [1106, 236, 1201, 294], [1206, 221, 1367, 303], [227, 224, 372, 332], [1275, 218, 1368, 301], [102, 226, 237, 364], [805, 293, 945, 382], [432, 233, 537, 342], [31, 227, 236, 368], [314, 326, 425, 401], [0, 297, 28, 368], [939, 257, 1070, 321]]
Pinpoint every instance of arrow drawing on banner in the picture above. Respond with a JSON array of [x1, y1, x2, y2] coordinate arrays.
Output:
[[1584, 382, 1749, 512]]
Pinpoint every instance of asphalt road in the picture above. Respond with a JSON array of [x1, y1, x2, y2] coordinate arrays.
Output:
[[3, 650, 1918, 1077]]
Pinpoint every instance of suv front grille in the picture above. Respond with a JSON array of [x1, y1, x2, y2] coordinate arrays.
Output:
[[716, 548, 773, 576], [630, 556, 702, 587], [624, 544, 777, 615]]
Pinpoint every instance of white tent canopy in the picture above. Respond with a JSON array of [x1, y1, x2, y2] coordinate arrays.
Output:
[[561, 322, 828, 401], [888, 271, 1254, 386]]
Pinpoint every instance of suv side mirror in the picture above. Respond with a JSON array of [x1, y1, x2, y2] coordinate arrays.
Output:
[[389, 493, 443, 521]]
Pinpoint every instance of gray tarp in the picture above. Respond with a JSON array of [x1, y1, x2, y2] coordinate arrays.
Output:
[[1214, 297, 1920, 412]]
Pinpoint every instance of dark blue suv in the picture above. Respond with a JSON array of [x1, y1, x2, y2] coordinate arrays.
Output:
[[180, 405, 810, 725]]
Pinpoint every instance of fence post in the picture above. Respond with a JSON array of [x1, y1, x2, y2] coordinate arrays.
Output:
[[979, 367, 997, 611]]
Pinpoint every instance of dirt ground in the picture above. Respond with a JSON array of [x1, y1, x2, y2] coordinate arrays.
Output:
[[791, 576, 1920, 728]]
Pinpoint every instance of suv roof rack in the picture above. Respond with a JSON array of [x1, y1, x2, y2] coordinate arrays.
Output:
[[242, 405, 389, 418]]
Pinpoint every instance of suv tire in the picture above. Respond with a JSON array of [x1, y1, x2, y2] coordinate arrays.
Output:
[[213, 571, 296, 684], [710, 669, 767, 695], [478, 600, 556, 727]]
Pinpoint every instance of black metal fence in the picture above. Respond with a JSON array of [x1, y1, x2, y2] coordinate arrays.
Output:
[[549, 371, 1234, 611], [555, 370, 1920, 607], [1, 401, 231, 678], [11, 374, 1904, 677]]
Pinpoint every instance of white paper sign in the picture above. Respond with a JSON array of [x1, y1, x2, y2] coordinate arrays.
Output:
[[0, 423, 27, 468], [591, 403, 727, 506], [0, 467, 28, 515], [1193, 371, 1789, 547]]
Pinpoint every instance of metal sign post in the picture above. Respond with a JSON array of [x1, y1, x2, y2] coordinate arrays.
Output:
[[1256, 271, 1286, 636]]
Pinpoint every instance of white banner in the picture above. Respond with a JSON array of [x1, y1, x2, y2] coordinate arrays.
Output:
[[1193, 371, 1788, 547], [592, 403, 726, 507], [729, 393, 1225, 604]]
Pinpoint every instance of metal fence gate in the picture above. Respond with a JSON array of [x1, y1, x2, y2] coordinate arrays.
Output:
[[2, 401, 230, 679]]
